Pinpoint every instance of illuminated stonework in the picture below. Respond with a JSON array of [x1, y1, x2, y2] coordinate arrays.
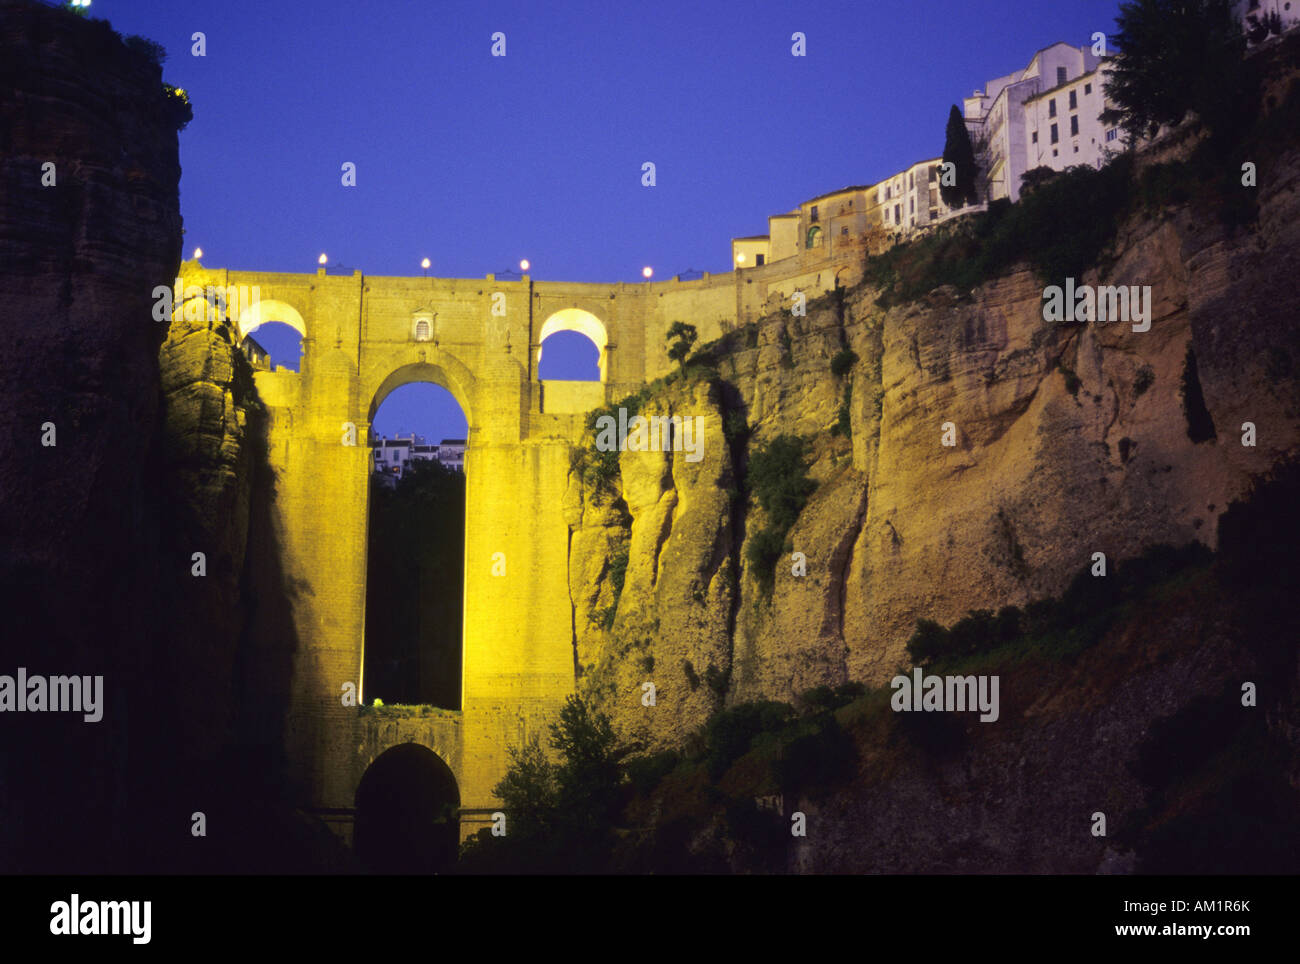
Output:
[[176, 259, 814, 842]]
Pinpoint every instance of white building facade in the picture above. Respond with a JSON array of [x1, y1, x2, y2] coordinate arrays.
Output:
[[728, 14, 1300, 268], [1021, 60, 1125, 179], [1237, 0, 1300, 36], [964, 42, 1128, 203], [371, 434, 466, 485]]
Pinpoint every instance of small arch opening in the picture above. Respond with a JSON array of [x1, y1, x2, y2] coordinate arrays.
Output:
[[536, 308, 608, 382], [354, 743, 459, 874], [538, 330, 601, 381], [237, 298, 308, 372], [242, 321, 303, 372]]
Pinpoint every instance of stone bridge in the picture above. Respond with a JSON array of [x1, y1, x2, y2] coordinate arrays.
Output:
[[175, 253, 859, 852]]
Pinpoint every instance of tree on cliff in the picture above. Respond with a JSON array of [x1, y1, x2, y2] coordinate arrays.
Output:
[[1101, 0, 1250, 144], [459, 695, 625, 873], [666, 321, 697, 371], [940, 105, 980, 208]]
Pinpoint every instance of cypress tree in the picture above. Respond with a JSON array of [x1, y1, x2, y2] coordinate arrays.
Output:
[[941, 104, 979, 207]]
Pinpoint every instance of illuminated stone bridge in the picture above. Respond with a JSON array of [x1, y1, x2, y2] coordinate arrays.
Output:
[[174, 259, 767, 847], [177, 251, 860, 851]]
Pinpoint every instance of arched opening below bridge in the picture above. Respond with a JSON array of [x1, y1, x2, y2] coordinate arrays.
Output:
[[537, 308, 608, 382], [364, 379, 468, 709], [236, 299, 307, 372], [241, 322, 303, 372], [354, 743, 460, 874]]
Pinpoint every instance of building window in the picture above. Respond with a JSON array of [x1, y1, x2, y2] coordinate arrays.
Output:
[[1106, 128, 1118, 141], [848, 200, 853, 208], [1069, 90, 1077, 110], [1070, 115, 1079, 136], [755, 254, 765, 266], [810, 205, 819, 222], [1057, 66, 1067, 85], [1032, 131, 1038, 143], [909, 172, 914, 188], [1050, 123, 1059, 144], [910, 199, 915, 214], [884, 186, 891, 200], [414, 318, 431, 341], [1049, 99, 1057, 118], [1084, 82, 1092, 95], [929, 168, 936, 182], [894, 204, 900, 222]]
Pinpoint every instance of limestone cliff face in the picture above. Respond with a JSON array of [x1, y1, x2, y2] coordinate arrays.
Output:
[[566, 378, 738, 750], [156, 308, 258, 756], [0, 4, 314, 872], [0, 1, 182, 870], [567, 142, 1300, 749]]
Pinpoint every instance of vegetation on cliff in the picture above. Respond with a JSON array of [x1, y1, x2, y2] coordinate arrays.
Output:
[[743, 435, 817, 593]]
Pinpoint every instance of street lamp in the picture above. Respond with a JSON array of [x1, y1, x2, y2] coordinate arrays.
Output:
[[642, 266, 653, 279]]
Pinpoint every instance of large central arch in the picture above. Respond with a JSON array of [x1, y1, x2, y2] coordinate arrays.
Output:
[[368, 361, 475, 431]]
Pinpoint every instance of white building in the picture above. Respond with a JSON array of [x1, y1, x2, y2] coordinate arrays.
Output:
[[964, 42, 1126, 203], [1237, 0, 1300, 37], [877, 158, 958, 237], [729, 18, 1299, 269], [1021, 59, 1126, 179], [371, 434, 466, 485]]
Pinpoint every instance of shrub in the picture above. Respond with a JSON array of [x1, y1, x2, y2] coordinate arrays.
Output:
[[745, 436, 817, 592], [744, 528, 787, 587], [830, 348, 859, 378], [798, 682, 866, 714], [747, 436, 816, 533], [702, 701, 794, 777], [666, 321, 698, 369], [607, 544, 629, 598], [775, 716, 857, 793], [624, 750, 680, 795], [124, 35, 166, 67], [162, 84, 193, 132], [830, 384, 852, 438], [906, 606, 1022, 666]]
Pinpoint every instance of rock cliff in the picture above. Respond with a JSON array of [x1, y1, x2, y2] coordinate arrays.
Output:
[[567, 115, 1300, 754], [0, 0, 183, 871]]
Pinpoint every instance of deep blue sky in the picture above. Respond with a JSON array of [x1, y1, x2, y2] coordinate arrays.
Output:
[[102, 0, 1123, 438]]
